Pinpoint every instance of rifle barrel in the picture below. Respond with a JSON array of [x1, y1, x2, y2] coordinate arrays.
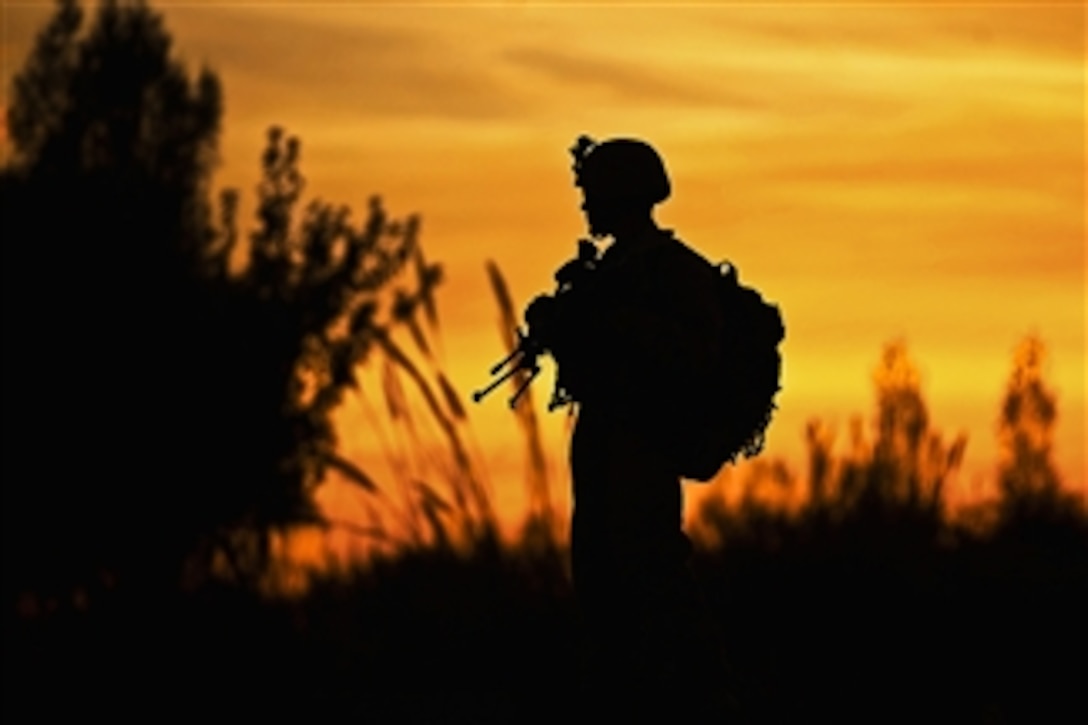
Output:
[[489, 346, 523, 375], [472, 363, 523, 402]]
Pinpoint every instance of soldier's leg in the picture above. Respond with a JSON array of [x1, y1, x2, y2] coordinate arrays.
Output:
[[601, 424, 737, 715], [569, 409, 628, 709], [570, 412, 735, 716], [590, 424, 686, 700]]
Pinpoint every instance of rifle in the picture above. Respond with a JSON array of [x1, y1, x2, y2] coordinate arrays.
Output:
[[470, 327, 546, 409], [472, 238, 600, 411]]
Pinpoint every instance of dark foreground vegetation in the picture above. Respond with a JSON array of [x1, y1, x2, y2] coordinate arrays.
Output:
[[5, 2, 1086, 723], [7, 483, 1086, 723]]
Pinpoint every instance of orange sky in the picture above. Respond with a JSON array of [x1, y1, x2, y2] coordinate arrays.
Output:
[[3, 1, 1085, 546]]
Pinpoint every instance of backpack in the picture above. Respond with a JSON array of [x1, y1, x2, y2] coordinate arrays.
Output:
[[674, 260, 785, 482]]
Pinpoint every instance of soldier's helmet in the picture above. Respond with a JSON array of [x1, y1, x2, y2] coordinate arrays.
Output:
[[571, 135, 670, 206]]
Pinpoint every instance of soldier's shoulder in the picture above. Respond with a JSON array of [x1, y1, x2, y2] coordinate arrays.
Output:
[[654, 233, 719, 279]]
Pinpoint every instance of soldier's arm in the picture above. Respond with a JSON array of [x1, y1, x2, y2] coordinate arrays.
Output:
[[545, 253, 723, 406]]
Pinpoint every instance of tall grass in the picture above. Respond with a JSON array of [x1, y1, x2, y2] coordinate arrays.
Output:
[[484, 260, 560, 549], [301, 257, 562, 565]]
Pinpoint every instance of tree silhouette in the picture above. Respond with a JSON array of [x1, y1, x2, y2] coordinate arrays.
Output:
[[2, 0, 434, 605], [791, 340, 967, 527], [866, 340, 966, 513], [993, 334, 1082, 530]]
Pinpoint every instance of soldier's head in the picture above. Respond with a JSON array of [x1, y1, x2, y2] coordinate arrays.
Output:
[[571, 136, 670, 239]]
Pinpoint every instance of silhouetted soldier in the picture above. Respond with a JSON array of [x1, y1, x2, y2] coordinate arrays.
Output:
[[525, 137, 735, 716]]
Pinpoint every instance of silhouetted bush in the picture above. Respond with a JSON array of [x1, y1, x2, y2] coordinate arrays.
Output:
[[2, 0, 434, 602], [690, 337, 1087, 724]]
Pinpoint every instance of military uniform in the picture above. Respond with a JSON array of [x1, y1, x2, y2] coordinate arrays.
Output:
[[517, 136, 738, 715], [549, 227, 732, 714]]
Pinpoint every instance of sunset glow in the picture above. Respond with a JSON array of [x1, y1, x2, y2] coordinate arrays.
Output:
[[4, 1, 1084, 545]]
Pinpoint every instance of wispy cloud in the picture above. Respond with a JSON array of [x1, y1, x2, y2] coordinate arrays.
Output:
[[175, 6, 530, 121], [501, 45, 766, 111]]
